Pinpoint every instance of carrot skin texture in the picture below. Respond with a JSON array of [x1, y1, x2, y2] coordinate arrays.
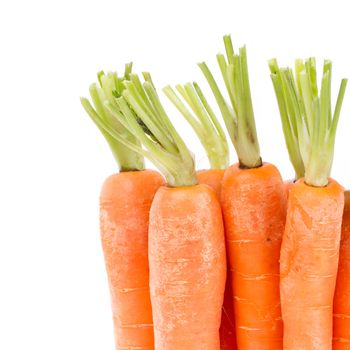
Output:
[[197, 169, 237, 350], [221, 163, 286, 349], [333, 191, 350, 349], [100, 170, 165, 349], [149, 184, 226, 349], [281, 179, 344, 350]]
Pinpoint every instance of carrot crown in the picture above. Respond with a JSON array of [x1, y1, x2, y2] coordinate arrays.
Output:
[[269, 58, 347, 187], [105, 72, 198, 187], [163, 82, 229, 170], [81, 63, 145, 172], [198, 35, 262, 169]]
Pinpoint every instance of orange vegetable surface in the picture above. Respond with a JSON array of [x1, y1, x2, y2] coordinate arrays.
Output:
[[149, 184, 226, 349], [281, 179, 344, 349], [221, 163, 286, 349], [100, 170, 164, 349]]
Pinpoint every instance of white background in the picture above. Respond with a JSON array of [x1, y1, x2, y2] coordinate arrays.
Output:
[[1, 0, 350, 349]]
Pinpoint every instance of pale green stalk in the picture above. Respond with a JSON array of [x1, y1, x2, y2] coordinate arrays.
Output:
[[106, 73, 197, 187], [163, 81, 229, 170], [269, 59, 305, 180], [198, 35, 262, 169], [269, 58, 347, 187], [80, 64, 145, 171]]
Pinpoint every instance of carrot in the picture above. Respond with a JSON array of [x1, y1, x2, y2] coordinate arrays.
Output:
[[107, 72, 227, 349], [199, 35, 286, 349], [149, 184, 226, 349], [100, 170, 164, 349], [270, 57, 347, 349], [164, 83, 236, 349], [333, 191, 350, 348], [222, 163, 286, 349], [281, 179, 343, 349], [81, 65, 164, 349]]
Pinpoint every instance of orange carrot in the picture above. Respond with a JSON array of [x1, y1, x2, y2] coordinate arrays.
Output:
[[149, 184, 226, 349], [281, 179, 344, 349], [199, 36, 286, 349], [100, 170, 164, 348], [107, 72, 227, 349], [164, 84, 236, 349], [81, 66, 165, 349], [221, 163, 285, 349], [270, 57, 347, 349], [333, 191, 350, 348]]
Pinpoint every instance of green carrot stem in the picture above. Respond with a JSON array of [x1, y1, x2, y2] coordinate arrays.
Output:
[[107, 73, 197, 187], [269, 57, 347, 187], [80, 67, 144, 171], [269, 59, 305, 180], [199, 35, 262, 169], [163, 82, 229, 170]]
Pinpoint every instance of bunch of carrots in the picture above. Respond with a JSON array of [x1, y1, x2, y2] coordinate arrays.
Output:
[[81, 35, 350, 350]]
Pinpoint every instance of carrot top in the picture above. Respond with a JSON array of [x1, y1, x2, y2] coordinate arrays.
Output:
[[269, 58, 347, 187], [105, 72, 197, 187], [163, 82, 229, 170], [81, 63, 145, 172], [198, 35, 262, 169], [269, 59, 305, 180]]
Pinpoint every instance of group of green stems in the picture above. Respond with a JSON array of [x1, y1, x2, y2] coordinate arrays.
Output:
[[81, 35, 347, 188]]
